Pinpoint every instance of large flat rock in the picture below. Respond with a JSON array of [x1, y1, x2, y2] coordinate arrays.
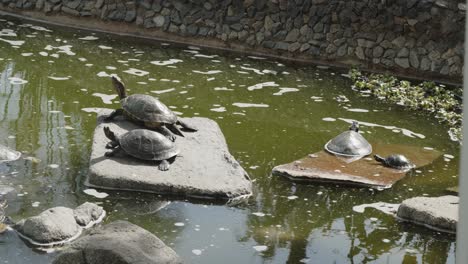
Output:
[[272, 143, 440, 189], [86, 109, 252, 200], [397, 195, 458, 233]]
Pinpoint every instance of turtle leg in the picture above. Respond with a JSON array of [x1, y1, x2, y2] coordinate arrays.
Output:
[[158, 159, 170, 171], [104, 109, 124, 122], [177, 119, 198, 132], [105, 141, 119, 149], [158, 126, 177, 142], [166, 123, 184, 138], [105, 146, 122, 157]]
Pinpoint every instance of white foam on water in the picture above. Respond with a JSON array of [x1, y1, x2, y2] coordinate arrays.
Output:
[[150, 59, 183, 66], [48, 76, 70, 80], [232, 103, 269, 108], [83, 188, 109, 199], [210, 107, 226, 112], [123, 68, 149, 76], [194, 53, 218, 58], [150, 88, 175, 94], [322, 117, 336, 122], [287, 195, 299, 200], [187, 45, 201, 50], [92, 93, 118, 104], [44, 45, 75, 56], [444, 154, 454, 159], [174, 222, 185, 227], [105, 66, 116, 70], [247, 56, 267, 60], [0, 29, 16, 37], [253, 245, 268, 252], [98, 45, 112, 50], [96, 71, 111, 77], [192, 249, 202, 256], [79, 36, 98, 40], [192, 70, 222, 74], [241, 66, 277, 75], [21, 52, 33, 56], [252, 212, 265, 217], [0, 38, 25, 46], [347, 108, 369, 113], [247, 81, 279, 91], [8, 77, 28, 85], [352, 202, 400, 215], [207, 77, 215, 81], [49, 110, 61, 114], [48, 164, 59, 169], [273, 87, 300, 96], [32, 201, 40, 207], [339, 118, 425, 139], [81, 107, 105, 113]]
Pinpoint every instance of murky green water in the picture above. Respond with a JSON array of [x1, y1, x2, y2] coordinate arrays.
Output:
[[0, 16, 460, 263]]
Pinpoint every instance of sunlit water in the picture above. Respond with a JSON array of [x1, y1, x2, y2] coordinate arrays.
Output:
[[0, 17, 460, 263]]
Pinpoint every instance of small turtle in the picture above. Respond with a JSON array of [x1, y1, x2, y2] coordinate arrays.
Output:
[[0, 144, 21, 162], [105, 76, 197, 141], [374, 154, 415, 171], [103, 126, 179, 171], [324, 121, 372, 157]]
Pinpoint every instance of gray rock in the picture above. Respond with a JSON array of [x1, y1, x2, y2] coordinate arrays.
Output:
[[397, 196, 458, 233], [53, 221, 182, 264], [420, 57, 431, 71], [337, 44, 347, 57], [288, 42, 301, 52], [409, 50, 419, 68], [87, 110, 252, 200], [372, 46, 384, 58], [355, 46, 365, 60], [153, 15, 165, 27], [397, 47, 409, 58], [300, 43, 311, 52], [395, 58, 410, 68], [285, 29, 299, 42], [392, 36, 406, 48], [275, 42, 289, 50], [15, 207, 80, 245], [73, 202, 105, 228]]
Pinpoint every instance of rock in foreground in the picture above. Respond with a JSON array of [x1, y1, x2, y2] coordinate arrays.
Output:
[[87, 109, 252, 200], [397, 195, 458, 233], [14, 203, 105, 246], [53, 221, 182, 264]]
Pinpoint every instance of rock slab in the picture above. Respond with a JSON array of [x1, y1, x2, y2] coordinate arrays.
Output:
[[14, 203, 105, 246], [86, 109, 252, 199], [397, 195, 458, 233], [272, 143, 440, 189], [53, 221, 182, 264]]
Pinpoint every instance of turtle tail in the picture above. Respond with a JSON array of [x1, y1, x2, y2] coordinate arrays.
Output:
[[177, 119, 198, 132], [103, 126, 118, 142], [374, 154, 385, 164], [111, 76, 127, 99], [166, 124, 184, 137]]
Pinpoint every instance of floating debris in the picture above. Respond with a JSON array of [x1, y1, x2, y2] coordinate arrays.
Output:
[[83, 189, 108, 199], [232, 103, 269, 108]]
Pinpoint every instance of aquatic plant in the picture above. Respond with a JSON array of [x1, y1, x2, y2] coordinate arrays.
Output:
[[349, 69, 463, 142]]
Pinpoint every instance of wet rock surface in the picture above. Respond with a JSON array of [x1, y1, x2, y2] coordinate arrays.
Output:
[[272, 143, 440, 189], [14, 203, 105, 246], [53, 221, 182, 264], [87, 109, 252, 200], [397, 195, 458, 233], [0, 144, 21, 162]]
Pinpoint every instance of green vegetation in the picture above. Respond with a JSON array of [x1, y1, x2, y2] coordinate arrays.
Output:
[[349, 69, 463, 142]]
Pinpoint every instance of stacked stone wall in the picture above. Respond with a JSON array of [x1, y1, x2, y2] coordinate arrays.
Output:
[[1, 0, 465, 79]]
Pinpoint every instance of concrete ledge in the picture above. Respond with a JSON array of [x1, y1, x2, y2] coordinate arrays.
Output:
[[397, 195, 458, 233], [86, 109, 252, 200]]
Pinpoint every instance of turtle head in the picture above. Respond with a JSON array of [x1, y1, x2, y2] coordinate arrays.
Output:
[[349, 121, 359, 132], [103, 126, 119, 143], [111, 75, 127, 100], [374, 154, 385, 164]]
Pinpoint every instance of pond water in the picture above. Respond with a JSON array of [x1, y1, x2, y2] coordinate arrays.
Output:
[[0, 17, 460, 263]]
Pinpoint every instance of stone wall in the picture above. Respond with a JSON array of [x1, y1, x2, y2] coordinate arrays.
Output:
[[1, 0, 465, 80]]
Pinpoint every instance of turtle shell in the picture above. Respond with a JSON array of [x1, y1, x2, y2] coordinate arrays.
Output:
[[120, 129, 179, 161], [324, 130, 372, 157], [0, 144, 21, 162], [384, 154, 414, 169], [121, 94, 177, 124]]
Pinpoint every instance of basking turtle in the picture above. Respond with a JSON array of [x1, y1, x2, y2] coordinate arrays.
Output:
[[0, 197, 8, 234], [0, 144, 21, 162], [324, 121, 372, 157], [374, 154, 415, 171], [105, 76, 197, 141], [103, 126, 179, 171]]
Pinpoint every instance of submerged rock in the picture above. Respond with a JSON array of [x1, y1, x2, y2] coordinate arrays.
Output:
[[0, 144, 21, 162], [53, 221, 182, 264], [397, 195, 458, 233], [87, 109, 252, 200], [14, 203, 105, 246]]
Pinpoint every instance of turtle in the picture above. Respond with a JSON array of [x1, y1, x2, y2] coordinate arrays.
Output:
[[104, 76, 197, 141], [0, 144, 21, 162], [103, 126, 179, 171], [374, 154, 415, 171], [0, 197, 10, 234], [324, 121, 372, 157]]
